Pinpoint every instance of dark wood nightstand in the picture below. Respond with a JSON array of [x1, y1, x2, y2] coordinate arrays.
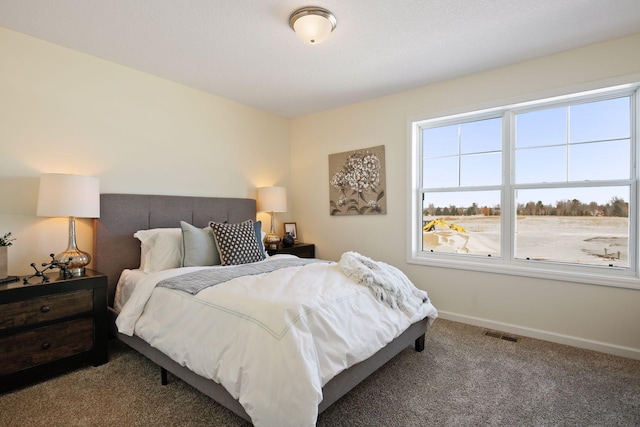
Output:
[[0, 269, 108, 392], [267, 243, 315, 258]]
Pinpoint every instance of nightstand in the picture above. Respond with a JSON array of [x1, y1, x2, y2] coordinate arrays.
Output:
[[0, 269, 108, 392], [267, 243, 315, 258]]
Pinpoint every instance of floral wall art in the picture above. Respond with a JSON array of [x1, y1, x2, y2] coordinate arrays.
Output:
[[329, 145, 387, 215]]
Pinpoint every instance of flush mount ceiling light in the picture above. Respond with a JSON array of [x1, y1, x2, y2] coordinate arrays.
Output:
[[289, 6, 337, 44]]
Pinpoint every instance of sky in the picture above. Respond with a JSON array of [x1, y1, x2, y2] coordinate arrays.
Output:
[[421, 95, 631, 208]]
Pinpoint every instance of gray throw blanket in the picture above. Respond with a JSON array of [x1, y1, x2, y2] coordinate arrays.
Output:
[[158, 258, 326, 294]]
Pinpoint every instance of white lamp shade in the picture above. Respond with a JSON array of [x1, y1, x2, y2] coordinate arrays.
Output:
[[257, 187, 287, 212], [293, 14, 334, 44], [37, 173, 100, 218]]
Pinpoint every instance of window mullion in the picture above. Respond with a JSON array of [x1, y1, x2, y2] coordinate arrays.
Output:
[[503, 111, 515, 263], [565, 106, 570, 182], [457, 125, 462, 187], [632, 91, 639, 277]]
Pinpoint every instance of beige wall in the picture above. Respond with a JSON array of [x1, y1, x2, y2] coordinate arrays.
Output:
[[0, 27, 290, 275], [291, 33, 640, 358]]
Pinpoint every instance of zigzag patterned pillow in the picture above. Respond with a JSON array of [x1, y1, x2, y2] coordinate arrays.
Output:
[[210, 220, 264, 266]]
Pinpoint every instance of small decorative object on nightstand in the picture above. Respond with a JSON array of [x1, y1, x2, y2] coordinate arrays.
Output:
[[282, 232, 295, 248], [0, 232, 16, 280], [267, 243, 315, 258], [23, 253, 74, 284], [0, 269, 108, 392]]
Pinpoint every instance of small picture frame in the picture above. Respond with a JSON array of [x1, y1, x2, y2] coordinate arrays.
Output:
[[284, 222, 298, 242]]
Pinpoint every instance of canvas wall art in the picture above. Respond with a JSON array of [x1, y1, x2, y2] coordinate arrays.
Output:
[[329, 145, 387, 215]]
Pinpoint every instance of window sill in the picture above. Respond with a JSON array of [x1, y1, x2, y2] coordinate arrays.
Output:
[[407, 253, 640, 290]]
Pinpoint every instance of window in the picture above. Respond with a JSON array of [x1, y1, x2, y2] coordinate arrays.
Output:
[[409, 84, 638, 288], [421, 116, 503, 258]]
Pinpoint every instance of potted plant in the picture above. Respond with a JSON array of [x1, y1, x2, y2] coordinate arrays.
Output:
[[0, 232, 16, 279]]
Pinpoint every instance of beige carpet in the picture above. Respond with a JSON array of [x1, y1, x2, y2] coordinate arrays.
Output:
[[1, 319, 639, 426]]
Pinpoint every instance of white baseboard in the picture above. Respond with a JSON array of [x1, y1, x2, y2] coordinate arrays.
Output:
[[437, 311, 640, 360]]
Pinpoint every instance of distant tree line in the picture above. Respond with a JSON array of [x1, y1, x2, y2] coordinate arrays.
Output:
[[424, 197, 628, 217], [424, 202, 500, 217]]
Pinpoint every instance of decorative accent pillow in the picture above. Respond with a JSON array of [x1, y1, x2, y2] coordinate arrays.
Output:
[[253, 220, 267, 259], [133, 228, 183, 273], [210, 220, 264, 266], [181, 221, 221, 267]]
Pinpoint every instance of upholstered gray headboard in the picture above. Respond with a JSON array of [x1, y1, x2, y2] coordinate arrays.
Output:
[[93, 194, 256, 306]]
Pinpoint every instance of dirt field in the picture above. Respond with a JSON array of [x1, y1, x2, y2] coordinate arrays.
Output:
[[423, 215, 629, 267]]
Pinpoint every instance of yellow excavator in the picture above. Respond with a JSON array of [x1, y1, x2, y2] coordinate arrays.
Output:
[[423, 219, 467, 233]]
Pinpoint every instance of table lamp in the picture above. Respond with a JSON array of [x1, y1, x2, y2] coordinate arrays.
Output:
[[37, 173, 100, 276], [257, 186, 287, 250]]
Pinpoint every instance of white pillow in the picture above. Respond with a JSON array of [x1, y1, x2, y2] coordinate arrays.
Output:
[[133, 228, 183, 273]]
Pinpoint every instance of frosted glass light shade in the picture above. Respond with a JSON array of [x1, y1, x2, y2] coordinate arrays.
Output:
[[289, 7, 337, 45], [257, 187, 287, 213], [294, 15, 332, 44], [37, 173, 100, 218]]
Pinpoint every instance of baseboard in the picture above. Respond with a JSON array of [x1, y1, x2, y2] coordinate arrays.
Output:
[[437, 311, 640, 360]]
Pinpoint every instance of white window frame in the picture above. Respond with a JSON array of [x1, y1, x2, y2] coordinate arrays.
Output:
[[407, 83, 640, 289]]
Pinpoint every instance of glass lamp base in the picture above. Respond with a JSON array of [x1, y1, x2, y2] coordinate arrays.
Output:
[[55, 248, 90, 276], [264, 232, 281, 250], [55, 216, 91, 276]]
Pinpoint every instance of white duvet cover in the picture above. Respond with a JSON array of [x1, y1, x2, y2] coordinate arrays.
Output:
[[116, 255, 438, 427]]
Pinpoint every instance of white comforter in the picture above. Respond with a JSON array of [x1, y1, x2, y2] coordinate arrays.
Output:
[[116, 255, 437, 427]]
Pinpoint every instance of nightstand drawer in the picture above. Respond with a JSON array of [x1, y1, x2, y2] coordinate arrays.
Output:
[[0, 317, 94, 375], [0, 289, 93, 330]]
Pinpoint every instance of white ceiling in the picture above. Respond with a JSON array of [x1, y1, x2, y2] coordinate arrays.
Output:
[[1, 1, 639, 118]]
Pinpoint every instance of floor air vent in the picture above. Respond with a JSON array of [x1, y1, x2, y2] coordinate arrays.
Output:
[[483, 330, 520, 343]]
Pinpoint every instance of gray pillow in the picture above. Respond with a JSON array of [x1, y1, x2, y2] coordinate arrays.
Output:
[[210, 220, 263, 266], [181, 221, 221, 267]]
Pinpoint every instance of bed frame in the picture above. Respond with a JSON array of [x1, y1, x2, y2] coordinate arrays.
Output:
[[93, 193, 429, 423]]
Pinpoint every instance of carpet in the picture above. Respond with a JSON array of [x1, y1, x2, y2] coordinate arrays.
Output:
[[1, 319, 638, 426]]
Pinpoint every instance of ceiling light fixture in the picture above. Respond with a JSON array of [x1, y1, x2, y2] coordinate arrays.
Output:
[[289, 6, 337, 45]]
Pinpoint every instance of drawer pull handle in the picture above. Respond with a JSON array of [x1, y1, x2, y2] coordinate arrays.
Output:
[[41, 342, 51, 350], [40, 306, 51, 313]]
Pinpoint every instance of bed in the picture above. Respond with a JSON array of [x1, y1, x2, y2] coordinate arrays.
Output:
[[93, 193, 437, 426]]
